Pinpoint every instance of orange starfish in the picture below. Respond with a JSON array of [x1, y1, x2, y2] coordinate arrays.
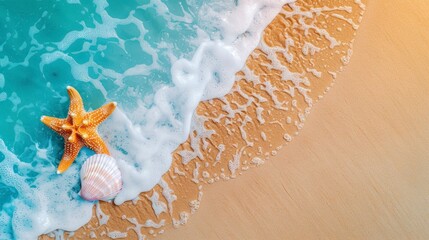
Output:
[[41, 86, 117, 174]]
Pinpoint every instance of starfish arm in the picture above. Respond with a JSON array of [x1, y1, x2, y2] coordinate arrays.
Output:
[[85, 102, 117, 127], [57, 140, 84, 174], [40, 116, 68, 136], [67, 86, 85, 117], [83, 134, 110, 155]]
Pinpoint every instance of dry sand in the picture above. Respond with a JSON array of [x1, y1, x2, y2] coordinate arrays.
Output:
[[44, 0, 429, 239]]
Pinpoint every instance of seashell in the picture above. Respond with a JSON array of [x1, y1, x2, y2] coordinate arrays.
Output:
[[80, 154, 122, 201]]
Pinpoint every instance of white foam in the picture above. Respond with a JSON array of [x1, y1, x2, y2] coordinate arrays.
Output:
[[0, 140, 94, 239], [109, 0, 293, 204]]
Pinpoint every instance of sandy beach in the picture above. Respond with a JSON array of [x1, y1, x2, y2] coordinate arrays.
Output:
[[159, 0, 429, 239], [43, 0, 429, 239]]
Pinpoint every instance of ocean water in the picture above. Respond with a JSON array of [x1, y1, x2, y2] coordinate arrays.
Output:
[[0, 0, 291, 238]]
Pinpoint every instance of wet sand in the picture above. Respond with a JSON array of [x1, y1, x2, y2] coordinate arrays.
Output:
[[159, 0, 429, 239]]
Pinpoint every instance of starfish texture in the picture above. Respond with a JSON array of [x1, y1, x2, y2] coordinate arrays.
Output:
[[41, 86, 117, 174]]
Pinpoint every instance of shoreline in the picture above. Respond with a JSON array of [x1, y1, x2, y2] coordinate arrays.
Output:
[[161, 0, 429, 238], [42, 0, 368, 239]]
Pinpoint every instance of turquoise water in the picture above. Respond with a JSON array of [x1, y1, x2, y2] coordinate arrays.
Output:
[[0, 0, 289, 238], [0, 0, 214, 238]]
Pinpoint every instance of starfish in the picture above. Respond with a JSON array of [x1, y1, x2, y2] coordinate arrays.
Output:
[[41, 86, 117, 174]]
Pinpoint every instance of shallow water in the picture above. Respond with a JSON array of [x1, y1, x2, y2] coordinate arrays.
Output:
[[0, 0, 290, 238]]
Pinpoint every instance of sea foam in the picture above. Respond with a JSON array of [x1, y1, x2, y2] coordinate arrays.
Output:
[[0, 0, 292, 238], [111, 0, 294, 204]]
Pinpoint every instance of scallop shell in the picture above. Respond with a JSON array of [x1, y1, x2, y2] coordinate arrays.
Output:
[[80, 154, 122, 201]]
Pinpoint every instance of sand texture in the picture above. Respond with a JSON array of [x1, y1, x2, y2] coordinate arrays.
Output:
[[40, 0, 382, 239]]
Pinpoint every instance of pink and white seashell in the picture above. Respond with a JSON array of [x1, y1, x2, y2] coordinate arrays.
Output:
[[80, 154, 122, 201]]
